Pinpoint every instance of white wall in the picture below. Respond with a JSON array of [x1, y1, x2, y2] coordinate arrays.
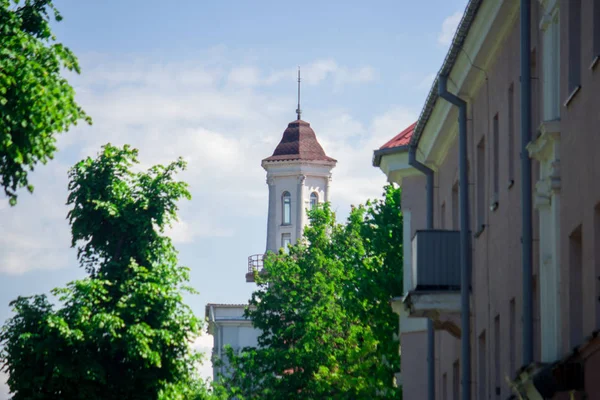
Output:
[[264, 160, 334, 253], [208, 305, 261, 381]]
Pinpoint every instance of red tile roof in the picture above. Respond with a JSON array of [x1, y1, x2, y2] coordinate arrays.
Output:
[[379, 122, 417, 150], [263, 120, 336, 163]]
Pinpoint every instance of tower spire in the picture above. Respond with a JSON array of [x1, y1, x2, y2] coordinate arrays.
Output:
[[296, 67, 302, 120]]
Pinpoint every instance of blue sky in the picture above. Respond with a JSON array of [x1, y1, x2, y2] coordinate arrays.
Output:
[[0, 0, 467, 391]]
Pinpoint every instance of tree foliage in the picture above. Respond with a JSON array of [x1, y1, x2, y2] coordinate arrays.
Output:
[[0, 0, 91, 205], [0, 144, 216, 399], [218, 185, 403, 399]]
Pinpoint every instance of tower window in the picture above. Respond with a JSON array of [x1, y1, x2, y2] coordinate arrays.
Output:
[[282, 233, 291, 253], [282, 191, 291, 225], [310, 192, 318, 210]]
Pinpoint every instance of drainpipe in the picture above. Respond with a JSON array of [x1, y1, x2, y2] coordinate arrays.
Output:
[[520, 0, 533, 368], [439, 75, 471, 400], [408, 146, 435, 400]]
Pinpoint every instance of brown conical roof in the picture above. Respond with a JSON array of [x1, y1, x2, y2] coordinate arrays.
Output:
[[263, 119, 336, 163]]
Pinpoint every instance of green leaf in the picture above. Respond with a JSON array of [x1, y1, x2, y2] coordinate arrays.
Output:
[[218, 191, 403, 399], [0, 0, 91, 206], [1, 144, 207, 399]]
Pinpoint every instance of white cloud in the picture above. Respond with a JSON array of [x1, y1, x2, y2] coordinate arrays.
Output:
[[193, 334, 215, 381], [227, 66, 261, 87], [165, 217, 235, 244], [0, 55, 387, 275], [264, 59, 376, 89], [417, 72, 437, 91], [438, 11, 462, 46], [314, 106, 418, 211], [0, 160, 75, 275]]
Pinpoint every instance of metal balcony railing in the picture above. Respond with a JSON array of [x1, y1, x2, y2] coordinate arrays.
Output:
[[247, 254, 264, 273], [411, 230, 461, 291], [246, 254, 265, 282]]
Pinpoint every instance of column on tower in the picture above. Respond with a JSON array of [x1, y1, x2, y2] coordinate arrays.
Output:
[[296, 175, 306, 241], [265, 177, 277, 253], [325, 174, 332, 203]]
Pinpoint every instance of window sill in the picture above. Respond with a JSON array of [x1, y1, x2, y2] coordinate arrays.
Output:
[[563, 85, 581, 107], [590, 55, 600, 71], [281, 223, 292, 227], [474, 224, 486, 238]]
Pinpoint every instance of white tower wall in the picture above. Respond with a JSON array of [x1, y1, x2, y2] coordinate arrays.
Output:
[[263, 161, 334, 253]]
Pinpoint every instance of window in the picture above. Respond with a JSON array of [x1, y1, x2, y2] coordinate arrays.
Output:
[[492, 113, 499, 206], [310, 192, 318, 210], [541, 10, 560, 119], [452, 182, 459, 229], [595, 204, 600, 330], [282, 233, 291, 252], [509, 298, 516, 378], [452, 360, 460, 400], [594, 0, 600, 64], [508, 84, 515, 186], [569, 225, 583, 348], [282, 191, 291, 225], [494, 315, 501, 398], [567, 0, 582, 99], [533, 274, 540, 362], [531, 48, 540, 132], [441, 202, 446, 229], [478, 331, 487, 400], [477, 138, 486, 233]]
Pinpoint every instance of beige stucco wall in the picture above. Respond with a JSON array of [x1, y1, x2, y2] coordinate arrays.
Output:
[[558, 0, 600, 357], [396, 174, 429, 400], [401, 331, 429, 399], [428, 4, 545, 397], [399, 0, 600, 398]]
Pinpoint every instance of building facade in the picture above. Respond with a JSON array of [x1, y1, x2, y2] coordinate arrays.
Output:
[[375, 0, 600, 398], [206, 117, 336, 381]]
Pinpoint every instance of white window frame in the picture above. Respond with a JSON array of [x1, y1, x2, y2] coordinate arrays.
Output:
[[282, 191, 291, 225], [281, 233, 291, 253], [310, 192, 318, 210]]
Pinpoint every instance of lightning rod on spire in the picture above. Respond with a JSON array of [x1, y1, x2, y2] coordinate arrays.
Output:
[[296, 66, 302, 120]]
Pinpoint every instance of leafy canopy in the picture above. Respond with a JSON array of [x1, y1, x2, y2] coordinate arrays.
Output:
[[0, 144, 218, 399], [218, 185, 403, 399], [0, 0, 91, 205]]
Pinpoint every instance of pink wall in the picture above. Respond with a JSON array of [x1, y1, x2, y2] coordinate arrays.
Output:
[[400, 331, 429, 399], [398, 1, 600, 397]]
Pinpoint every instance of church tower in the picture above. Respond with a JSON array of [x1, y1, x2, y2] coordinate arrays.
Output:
[[207, 70, 337, 381], [246, 69, 336, 282], [262, 120, 336, 252]]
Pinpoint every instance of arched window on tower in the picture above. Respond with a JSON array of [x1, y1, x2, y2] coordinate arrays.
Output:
[[310, 192, 318, 210], [282, 191, 291, 225]]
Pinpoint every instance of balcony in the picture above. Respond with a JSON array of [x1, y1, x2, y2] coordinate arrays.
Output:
[[245, 254, 265, 282], [404, 230, 462, 337]]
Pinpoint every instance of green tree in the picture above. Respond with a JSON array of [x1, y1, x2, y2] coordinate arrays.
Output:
[[1, 0, 91, 205], [354, 185, 403, 382], [219, 186, 403, 399], [0, 144, 216, 399]]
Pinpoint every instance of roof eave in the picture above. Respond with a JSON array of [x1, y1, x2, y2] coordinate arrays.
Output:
[[410, 0, 483, 148], [372, 145, 409, 167], [261, 157, 338, 164]]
